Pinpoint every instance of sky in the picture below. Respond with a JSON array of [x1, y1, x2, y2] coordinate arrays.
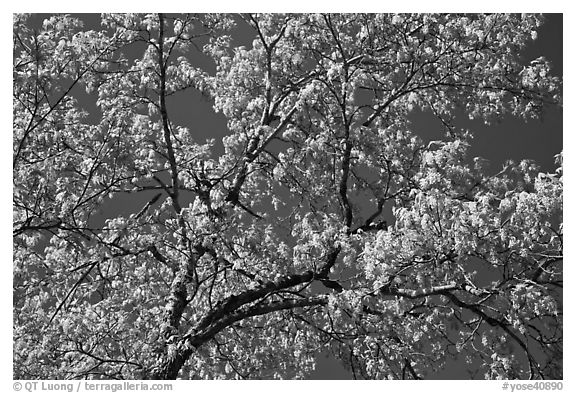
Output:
[[10, 12, 564, 381], [169, 14, 564, 174], [68, 13, 563, 175]]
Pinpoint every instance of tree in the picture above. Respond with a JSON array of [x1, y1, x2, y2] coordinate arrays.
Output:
[[13, 13, 562, 380]]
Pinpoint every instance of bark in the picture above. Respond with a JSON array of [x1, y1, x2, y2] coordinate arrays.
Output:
[[148, 247, 340, 379]]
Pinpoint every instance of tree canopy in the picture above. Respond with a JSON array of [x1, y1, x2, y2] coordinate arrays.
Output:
[[13, 13, 562, 380]]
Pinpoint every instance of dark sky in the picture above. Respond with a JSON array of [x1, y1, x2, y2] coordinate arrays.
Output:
[[166, 13, 563, 175], [25, 13, 563, 380], [68, 13, 562, 175], [409, 14, 562, 175]]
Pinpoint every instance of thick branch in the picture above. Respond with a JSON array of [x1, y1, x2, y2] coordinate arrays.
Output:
[[149, 296, 327, 379], [149, 247, 340, 379], [339, 138, 353, 228], [380, 282, 460, 299], [158, 14, 180, 207], [156, 13, 199, 339], [192, 247, 339, 335]]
